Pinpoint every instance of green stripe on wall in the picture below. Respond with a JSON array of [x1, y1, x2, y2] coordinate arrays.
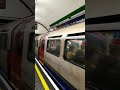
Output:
[[50, 5, 85, 27]]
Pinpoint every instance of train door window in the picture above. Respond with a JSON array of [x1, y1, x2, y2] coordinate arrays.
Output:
[[15, 32, 24, 56], [0, 34, 7, 50], [64, 39, 85, 68], [47, 40, 61, 57], [27, 33, 35, 63]]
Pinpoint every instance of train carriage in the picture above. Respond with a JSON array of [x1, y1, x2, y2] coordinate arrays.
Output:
[[37, 22, 85, 90]]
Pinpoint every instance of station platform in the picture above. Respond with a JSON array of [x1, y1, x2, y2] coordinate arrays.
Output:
[[35, 58, 60, 90], [0, 58, 59, 90]]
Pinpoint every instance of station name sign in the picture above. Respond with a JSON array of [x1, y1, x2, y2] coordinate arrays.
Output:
[[0, 0, 6, 9]]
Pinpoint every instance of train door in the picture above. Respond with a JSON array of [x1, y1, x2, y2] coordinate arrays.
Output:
[[7, 17, 33, 90], [9, 30, 23, 89], [39, 36, 45, 64]]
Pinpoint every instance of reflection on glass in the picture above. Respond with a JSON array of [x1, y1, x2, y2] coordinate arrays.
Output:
[[64, 39, 85, 68], [47, 40, 61, 57], [86, 32, 120, 90]]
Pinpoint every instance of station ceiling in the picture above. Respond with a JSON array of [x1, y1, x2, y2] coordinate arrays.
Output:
[[35, 0, 85, 29]]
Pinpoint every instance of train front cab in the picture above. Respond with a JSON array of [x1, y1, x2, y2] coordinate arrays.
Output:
[[0, 17, 35, 90]]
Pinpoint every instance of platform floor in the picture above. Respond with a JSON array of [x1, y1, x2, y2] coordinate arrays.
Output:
[[35, 71, 44, 90], [35, 58, 59, 90]]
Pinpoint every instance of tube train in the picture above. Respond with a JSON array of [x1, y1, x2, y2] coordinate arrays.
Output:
[[0, 16, 35, 90], [35, 22, 85, 90]]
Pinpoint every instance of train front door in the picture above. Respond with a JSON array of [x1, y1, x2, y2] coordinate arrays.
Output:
[[39, 38, 45, 64], [9, 31, 23, 89]]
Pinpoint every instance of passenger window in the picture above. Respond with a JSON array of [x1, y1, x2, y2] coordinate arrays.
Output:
[[47, 40, 61, 57], [27, 33, 35, 63], [0, 34, 7, 50], [64, 39, 85, 68]]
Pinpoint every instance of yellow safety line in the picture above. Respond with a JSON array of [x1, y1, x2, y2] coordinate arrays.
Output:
[[35, 64, 50, 90]]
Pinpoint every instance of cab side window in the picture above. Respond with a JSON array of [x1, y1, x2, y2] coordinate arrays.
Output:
[[64, 39, 85, 68], [47, 40, 61, 57]]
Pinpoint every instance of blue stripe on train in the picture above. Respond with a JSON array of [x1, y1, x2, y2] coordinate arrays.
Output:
[[43, 63, 76, 90]]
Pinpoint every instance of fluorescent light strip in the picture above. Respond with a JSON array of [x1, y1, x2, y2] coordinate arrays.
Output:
[[35, 58, 60, 90]]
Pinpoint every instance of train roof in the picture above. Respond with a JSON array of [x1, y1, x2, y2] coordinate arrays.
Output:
[[46, 22, 85, 38], [0, 16, 34, 32]]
